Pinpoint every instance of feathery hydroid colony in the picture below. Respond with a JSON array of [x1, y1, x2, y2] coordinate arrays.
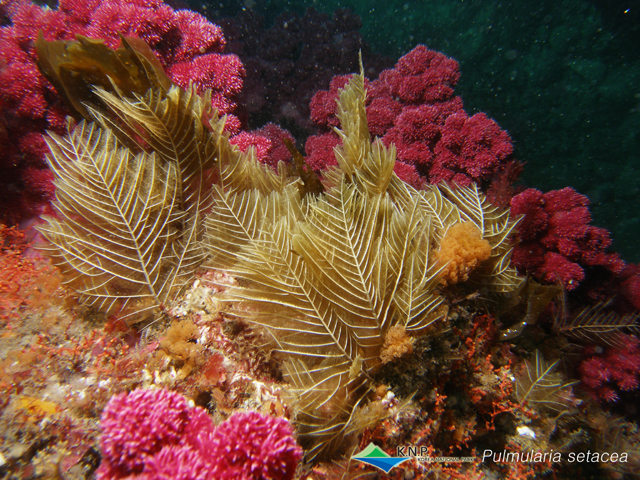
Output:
[[206, 64, 523, 458], [36, 37, 523, 460]]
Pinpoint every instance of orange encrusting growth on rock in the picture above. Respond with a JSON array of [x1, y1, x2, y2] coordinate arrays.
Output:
[[0, 224, 63, 323], [436, 222, 491, 285]]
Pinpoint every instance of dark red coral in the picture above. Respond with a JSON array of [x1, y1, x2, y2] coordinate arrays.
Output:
[[168, 53, 245, 129], [620, 263, 640, 311], [510, 187, 625, 291], [378, 44, 460, 104], [578, 334, 640, 402], [431, 112, 514, 185], [254, 123, 295, 168], [229, 123, 294, 169], [309, 74, 358, 129], [229, 131, 272, 162], [306, 44, 520, 189], [304, 132, 341, 171]]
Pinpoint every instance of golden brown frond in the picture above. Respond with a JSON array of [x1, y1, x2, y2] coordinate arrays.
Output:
[[385, 194, 445, 332], [389, 178, 459, 232], [36, 37, 525, 463], [557, 300, 640, 347], [206, 65, 522, 461], [515, 350, 578, 413], [92, 81, 298, 203], [203, 187, 266, 269], [283, 359, 369, 460], [90, 85, 217, 214], [333, 65, 370, 177], [35, 33, 171, 121], [37, 43, 297, 320], [37, 121, 186, 319]]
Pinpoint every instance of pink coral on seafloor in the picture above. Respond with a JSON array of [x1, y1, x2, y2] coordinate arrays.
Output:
[[204, 410, 303, 480], [510, 187, 625, 291], [143, 445, 212, 480], [0, 0, 244, 224], [97, 388, 302, 480], [97, 388, 215, 479], [306, 44, 518, 188]]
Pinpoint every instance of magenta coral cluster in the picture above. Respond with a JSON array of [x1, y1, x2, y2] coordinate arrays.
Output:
[[230, 123, 295, 169], [306, 45, 517, 189], [620, 263, 640, 311], [578, 334, 640, 402], [510, 187, 625, 291], [204, 410, 303, 479], [97, 388, 302, 480], [0, 0, 244, 224]]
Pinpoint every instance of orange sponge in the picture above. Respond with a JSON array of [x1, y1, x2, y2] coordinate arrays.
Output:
[[436, 222, 491, 285]]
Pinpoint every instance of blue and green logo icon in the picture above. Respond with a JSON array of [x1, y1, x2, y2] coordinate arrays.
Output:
[[352, 443, 411, 473]]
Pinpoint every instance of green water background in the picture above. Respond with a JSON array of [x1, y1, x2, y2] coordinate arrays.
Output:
[[211, 0, 640, 263]]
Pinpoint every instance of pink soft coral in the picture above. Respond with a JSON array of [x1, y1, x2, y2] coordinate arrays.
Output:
[[377, 44, 460, 104], [204, 410, 303, 480], [97, 388, 214, 479], [578, 335, 640, 402], [97, 388, 302, 480], [0, 0, 244, 223], [306, 45, 518, 189], [510, 187, 624, 291], [230, 123, 294, 169]]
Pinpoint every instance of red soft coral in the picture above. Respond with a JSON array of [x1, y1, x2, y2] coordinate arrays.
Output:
[[309, 74, 356, 128], [380, 44, 460, 104], [97, 388, 302, 480], [305, 132, 341, 171], [0, 0, 244, 224], [229, 123, 294, 168], [431, 112, 514, 185], [510, 187, 624, 291], [578, 335, 640, 402], [307, 45, 519, 189], [143, 445, 212, 480], [97, 388, 214, 479], [168, 54, 245, 111], [230, 131, 272, 162]]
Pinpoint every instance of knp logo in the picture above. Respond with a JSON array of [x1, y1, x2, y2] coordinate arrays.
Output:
[[351, 443, 411, 473]]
